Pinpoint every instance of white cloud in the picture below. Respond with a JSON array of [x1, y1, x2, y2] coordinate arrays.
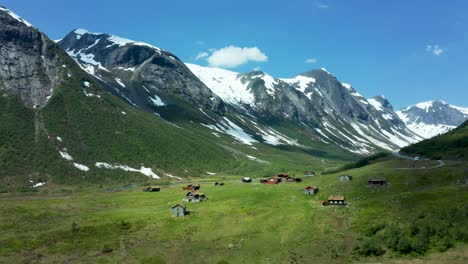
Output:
[[194, 52, 209, 60], [253, 67, 261, 71], [313, 1, 329, 9], [195, 40, 205, 45], [305, 58, 318, 64], [206, 45, 268, 68], [426, 44, 444, 56]]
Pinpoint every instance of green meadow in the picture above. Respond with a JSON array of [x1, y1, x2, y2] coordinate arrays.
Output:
[[0, 157, 467, 263]]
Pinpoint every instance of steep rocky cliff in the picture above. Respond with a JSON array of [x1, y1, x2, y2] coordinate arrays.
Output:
[[0, 7, 66, 108]]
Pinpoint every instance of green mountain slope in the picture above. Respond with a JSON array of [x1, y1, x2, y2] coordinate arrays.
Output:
[[400, 120, 468, 160]]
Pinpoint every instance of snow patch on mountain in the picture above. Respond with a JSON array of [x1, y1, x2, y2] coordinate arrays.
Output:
[[149, 95, 166, 106], [95, 162, 160, 179], [280, 75, 316, 93], [115, 78, 125, 87], [58, 148, 91, 171], [32, 182, 46, 188], [73, 163, 90, 171], [186, 63, 255, 106], [368, 98, 384, 111], [260, 74, 278, 96]]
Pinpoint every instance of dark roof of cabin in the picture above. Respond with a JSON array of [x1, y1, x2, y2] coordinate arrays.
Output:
[[172, 204, 185, 209], [368, 178, 387, 181]]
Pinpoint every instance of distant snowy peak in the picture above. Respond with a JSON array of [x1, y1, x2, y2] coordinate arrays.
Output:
[[187, 63, 422, 153], [397, 100, 468, 138], [0, 6, 34, 28]]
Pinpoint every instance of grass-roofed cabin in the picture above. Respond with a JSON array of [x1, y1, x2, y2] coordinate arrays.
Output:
[[304, 171, 315, 177], [171, 204, 186, 217], [304, 186, 319, 195], [322, 195, 346, 206], [368, 178, 387, 186], [143, 186, 160, 192], [184, 191, 206, 202]]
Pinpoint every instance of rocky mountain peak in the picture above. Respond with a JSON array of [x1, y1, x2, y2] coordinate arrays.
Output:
[[58, 29, 225, 113], [0, 7, 66, 108]]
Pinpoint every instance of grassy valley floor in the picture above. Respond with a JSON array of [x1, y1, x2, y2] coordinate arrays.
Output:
[[0, 158, 467, 263]]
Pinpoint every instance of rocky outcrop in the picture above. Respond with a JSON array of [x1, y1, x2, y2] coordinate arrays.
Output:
[[0, 7, 65, 108]]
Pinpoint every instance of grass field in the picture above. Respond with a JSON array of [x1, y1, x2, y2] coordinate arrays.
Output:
[[0, 157, 467, 263]]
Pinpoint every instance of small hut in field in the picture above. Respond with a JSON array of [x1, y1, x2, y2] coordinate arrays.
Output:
[[143, 186, 160, 192], [304, 186, 319, 195], [172, 204, 186, 217], [368, 178, 387, 186]]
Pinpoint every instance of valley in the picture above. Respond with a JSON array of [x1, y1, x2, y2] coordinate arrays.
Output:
[[0, 156, 467, 263]]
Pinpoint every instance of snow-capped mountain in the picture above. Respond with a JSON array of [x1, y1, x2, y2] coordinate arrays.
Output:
[[57, 28, 424, 155], [396, 100, 468, 138], [187, 63, 422, 153], [58, 29, 225, 113]]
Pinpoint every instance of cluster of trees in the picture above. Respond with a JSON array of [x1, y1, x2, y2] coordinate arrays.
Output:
[[401, 120, 468, 161], [354, 206, 468, 257], [324, 152, 389, 174]]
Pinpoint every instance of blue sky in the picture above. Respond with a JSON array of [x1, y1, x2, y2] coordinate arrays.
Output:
[[3, 0, 468, 109]]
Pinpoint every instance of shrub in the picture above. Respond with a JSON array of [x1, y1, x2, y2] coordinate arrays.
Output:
[[396, 235, 412, 254], [356, 237, 385, 256]]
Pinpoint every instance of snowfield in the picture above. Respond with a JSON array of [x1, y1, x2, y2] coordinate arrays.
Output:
[[95, 162, 160, 179]]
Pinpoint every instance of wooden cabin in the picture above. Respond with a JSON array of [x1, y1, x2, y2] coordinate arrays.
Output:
[[182, 184, 200, 191], [242, 177, 252, 183], [322, 195, 346, 206], [368, 178, 387, 186], [184, 191, 206, 202], [304, 186, 319, 195], [261, 178, 280, 184], [143, 186, 160, 192], [304, 171, 315, 177], [339, 175, 352, 182], [172, 204, 186, 217], [214, 182, 224, 186]]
